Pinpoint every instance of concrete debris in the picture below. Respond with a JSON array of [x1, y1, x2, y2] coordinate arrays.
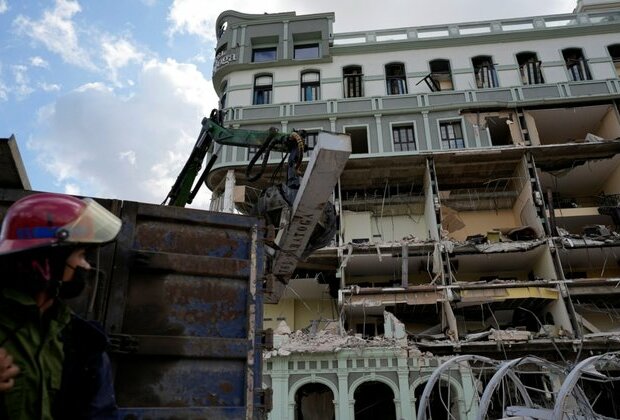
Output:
[[489, 328, 532, 342], [264, 328, 416, 357], [274, 320, 292, 335], [384, 311, 407, 346]]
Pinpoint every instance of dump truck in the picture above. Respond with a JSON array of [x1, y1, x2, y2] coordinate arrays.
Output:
[[0, 118, 351, 419]]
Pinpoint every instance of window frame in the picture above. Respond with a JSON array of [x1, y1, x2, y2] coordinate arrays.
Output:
[[472, 55, 499, 89], [429, 59, 454, 92], [389, 121, 418, 152], [300, 70, 321, 102], [253, 74, 273, 105], [342, 124, 371, 155], [385, 62, 408, 95], [607, 44, 620, 78], [300, 128, 323, 157], [516, 51, 545, 85], [343, 65, 364, 98], [219, 80, 228, 109], [294, 43, 320, 60], [437, 118, 468, 150], [562, 47, 592, 81], [251, 46, 277, 63]]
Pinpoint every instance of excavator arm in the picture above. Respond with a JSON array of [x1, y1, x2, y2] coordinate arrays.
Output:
[[163, 109, 301, 207], [164, 109, 351, 302]]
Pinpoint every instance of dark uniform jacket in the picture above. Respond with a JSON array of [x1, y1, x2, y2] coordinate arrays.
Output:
[[0, 288, 117, 419]]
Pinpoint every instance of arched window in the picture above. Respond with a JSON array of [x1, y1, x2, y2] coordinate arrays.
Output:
[[354, 381, 396, 420], [385, 63, 407, 95], [608, 44, 620, 77], [562, 48, 591, 81], [429, 59, 453, 91], [301, 71, 320, 101], [516, 52, 544, 85], [295, 383, 335, 420], [253, 74, 273, 105], [343, 65, 363, 98], [472, 55, 498, 88]]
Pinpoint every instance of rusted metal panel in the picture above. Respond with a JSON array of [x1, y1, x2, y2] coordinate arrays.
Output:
[[104, 201, 265, 419]]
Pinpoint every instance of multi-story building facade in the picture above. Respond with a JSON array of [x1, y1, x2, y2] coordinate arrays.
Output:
[[210, 1, 620, 418]]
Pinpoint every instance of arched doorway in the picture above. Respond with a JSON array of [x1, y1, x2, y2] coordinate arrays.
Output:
[[353, 381, 396, 420], [294, 383, 335, 420], [415, 382, 460, 420]]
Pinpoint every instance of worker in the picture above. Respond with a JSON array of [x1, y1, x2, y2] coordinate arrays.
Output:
[[0, 192, 122, 419]]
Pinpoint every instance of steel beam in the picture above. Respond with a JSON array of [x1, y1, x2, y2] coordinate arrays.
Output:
[[267, 132, 350, 303]]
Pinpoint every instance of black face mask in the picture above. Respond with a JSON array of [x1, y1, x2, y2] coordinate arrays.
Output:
[[59, 266, 105, 300]]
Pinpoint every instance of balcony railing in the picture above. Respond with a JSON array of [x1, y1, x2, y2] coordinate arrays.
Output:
[[331, 11, 620, 46]]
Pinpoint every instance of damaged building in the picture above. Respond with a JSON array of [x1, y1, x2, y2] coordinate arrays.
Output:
[[209, 0, 620, 418]]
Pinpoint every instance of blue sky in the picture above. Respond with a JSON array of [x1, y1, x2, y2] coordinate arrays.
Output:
[[0, 0, 575, 206]]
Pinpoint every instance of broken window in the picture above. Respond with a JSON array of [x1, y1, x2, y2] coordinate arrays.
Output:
[[608, 44, 620, 77], [253, 74, 273, 105], [526, 104, 620, 145], [354, 381, 396, 420], [429, 59, 454, 91], [439, 121, 465, 149], [517, 52, 544, 85], [486, 116, 513, 146], [294, 43, 320, 60], [562, 48, 592, 81], [294, 383, 335, 420], [392, 123, 416, 151], [252, 47, 277, 63], [344, 126, 369, 154], [343, 65, 363, 98], [385, 63, 408, 95], [301, 71, 320, 102], [472, 55, 498, 88]]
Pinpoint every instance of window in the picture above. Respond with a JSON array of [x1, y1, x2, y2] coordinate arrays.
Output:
[[608, 44, 620, 77], [472, 56, 498, 88], [303, 131, 319, 157], [217, 21, 228, 39], [253, 74, 272, 105], [429, 59, 453, 91], [252, 47, 276, 63], [343, 65, 363, 98], [344, 126, 369, 154], [294, 44, 319, 59], [392, 124, 416, 151], [385, 63, 407, 95], [562, 48, 591, 81], [301, 71, 320, 101], [440, 121, 465, 149], [220, 81, 228, 109], [517, 52, 544, 85]]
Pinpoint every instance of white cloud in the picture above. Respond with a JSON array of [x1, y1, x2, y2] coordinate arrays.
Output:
[[40, 82, 61, 92], [64, 183, 81, 195], [0, 0, 8, 14], [14, 0, 94, 69], [74, 82, 112, 93], [30, 56, 49, 68], [0, 64, 7, 101], [30, 58, 218, 206], [12, 64, 34, 99], [101, 36, 145, 83], [119, 150, 137, 165]]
